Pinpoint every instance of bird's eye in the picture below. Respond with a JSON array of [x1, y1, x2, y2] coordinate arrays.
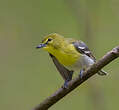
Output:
[[48, 38, 52, 42]]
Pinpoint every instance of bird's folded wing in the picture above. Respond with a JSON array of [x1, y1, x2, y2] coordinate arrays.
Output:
[[72, 40, 96, 61], [72, 41, 108, 76], [49, 53, 71, 81]]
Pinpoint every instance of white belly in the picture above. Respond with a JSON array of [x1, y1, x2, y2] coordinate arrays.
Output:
[[66, 55, 95, 72]]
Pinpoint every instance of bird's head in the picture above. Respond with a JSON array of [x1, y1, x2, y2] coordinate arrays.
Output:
[[36, 33, 65, 52]]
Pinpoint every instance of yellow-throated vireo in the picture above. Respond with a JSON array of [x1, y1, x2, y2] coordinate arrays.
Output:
[[36, 33, 107, 88]]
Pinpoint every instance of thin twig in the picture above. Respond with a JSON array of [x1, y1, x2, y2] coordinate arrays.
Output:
[[33, 46, 119, 110]]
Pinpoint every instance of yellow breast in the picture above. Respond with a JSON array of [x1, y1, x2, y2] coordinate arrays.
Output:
[[56, 51, 78, 66], [44, 44, 80, 66]]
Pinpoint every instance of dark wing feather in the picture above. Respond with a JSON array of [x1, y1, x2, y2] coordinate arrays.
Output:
[[73, 41, 96, 61], [72, 41, 108, 75], [49, 53, 72, 81]]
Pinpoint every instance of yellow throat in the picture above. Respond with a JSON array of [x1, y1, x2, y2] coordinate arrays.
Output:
[[44, 43, 79, 66]]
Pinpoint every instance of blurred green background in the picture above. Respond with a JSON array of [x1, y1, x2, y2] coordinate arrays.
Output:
[[0, 0, 119, 110]]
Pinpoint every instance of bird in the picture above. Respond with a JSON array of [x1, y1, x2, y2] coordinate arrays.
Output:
[[36, 33, 107, 88]]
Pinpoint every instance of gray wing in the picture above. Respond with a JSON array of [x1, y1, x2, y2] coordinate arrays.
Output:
[[73, 41, 96, 61], [73, 41, 107, 75], [49, 53, 73, 81]]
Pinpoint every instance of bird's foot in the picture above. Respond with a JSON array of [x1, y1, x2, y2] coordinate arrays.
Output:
[[62, 71, 74, 89], [62, 80, 69, 89], [79, 69, 84, 79]]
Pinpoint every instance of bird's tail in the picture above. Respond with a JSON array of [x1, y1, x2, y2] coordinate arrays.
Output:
[[98, 69, 108, 76]]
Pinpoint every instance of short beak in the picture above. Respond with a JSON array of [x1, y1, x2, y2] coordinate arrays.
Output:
[[36, 43, 46, 49]]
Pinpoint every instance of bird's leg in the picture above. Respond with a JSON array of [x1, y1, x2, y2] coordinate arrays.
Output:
[[63, 71, 73, 89], [79, 69, 85, 79], [63, 80, 70, 89]]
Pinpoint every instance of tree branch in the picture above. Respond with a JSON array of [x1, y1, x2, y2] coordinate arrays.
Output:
[[33, 46, 119, 110]]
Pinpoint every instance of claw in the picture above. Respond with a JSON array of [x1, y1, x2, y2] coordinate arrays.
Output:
[[63, 80, 69, 89], [62, 70, 74, 89], [79, 69, 84, 79]]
